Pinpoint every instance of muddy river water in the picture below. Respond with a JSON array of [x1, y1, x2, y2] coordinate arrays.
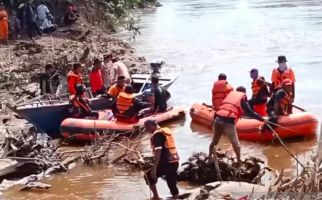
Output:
[[4, 0, 322, 199]]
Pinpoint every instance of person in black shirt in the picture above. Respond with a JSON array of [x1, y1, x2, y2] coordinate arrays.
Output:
[[144, 120, 180, 200], [151, 75, 171, 112]]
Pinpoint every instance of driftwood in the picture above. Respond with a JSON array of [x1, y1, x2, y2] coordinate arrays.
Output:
[[265, 123, 322, 199], [177, 152, 269, 185]]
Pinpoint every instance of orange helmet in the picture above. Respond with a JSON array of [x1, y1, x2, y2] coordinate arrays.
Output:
[[282, 79, 293, 86]]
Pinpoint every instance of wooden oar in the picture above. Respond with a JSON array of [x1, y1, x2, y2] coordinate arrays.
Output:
[[265, 122, 305, 168]]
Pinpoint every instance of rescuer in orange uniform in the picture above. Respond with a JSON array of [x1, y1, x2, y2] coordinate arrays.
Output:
[[144, 120, 180, 200], [0, 3, 8, 45], [209, 86, 265, 165], [69, 84, 98, 119], [212, 73, 233, 110], [271, 55, 295, 98], [112, 85, 150, 123], [67, 63, 83, 95], [248, 68, 270, 116], [107, 76, 126, 98], [89, 58, 104, 96]]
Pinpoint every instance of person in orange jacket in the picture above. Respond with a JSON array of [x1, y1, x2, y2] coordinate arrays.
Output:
[[271, 55, 295, 99], [248, 68, 270, 116], [69, 84, 98, 119], [0, 3, 8, 45], [209, 86, 265, 165], [112, 85, 150, 123], [107, 76, 126, 98], [144, 120, 180, 200], [89, 58, 104, 96], [67, 63, 83, 95], [211, 73, 233, 110]]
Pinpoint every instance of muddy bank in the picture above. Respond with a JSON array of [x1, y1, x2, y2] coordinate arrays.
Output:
[[0, 26, 150, 104]]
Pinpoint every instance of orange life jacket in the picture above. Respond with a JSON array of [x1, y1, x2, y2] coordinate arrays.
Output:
[[69, 95, 90, 117], [67, 71, 82, 95], [216, 91, 246, 123], [279, 91, 292, 115], [115, 92, 134, 119], [150, 127, 179, 163], [212, 80, 233, 110], [271, 68, 295, 89]]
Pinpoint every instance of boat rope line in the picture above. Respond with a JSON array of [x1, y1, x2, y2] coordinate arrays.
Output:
[[265, 122, 305, 168]]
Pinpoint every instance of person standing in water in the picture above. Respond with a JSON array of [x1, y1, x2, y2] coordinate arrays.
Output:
[[144, 120, 180, 200]]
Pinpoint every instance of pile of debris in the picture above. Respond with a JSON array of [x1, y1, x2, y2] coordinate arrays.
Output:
[[0, 126, 149, 191], [177, 152, 270, 185]]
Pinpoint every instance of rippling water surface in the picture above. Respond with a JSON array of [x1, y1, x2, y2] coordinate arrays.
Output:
[[4, 0, 322, 199]]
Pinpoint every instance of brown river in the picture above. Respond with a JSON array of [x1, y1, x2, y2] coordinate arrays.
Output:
[[4, 0, 322, 199]]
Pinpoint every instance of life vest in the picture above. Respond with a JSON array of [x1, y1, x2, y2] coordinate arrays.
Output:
[[279, 91, 292, 115], [150, 127, 179, 163], [115, 92, 134, 119], [271, 67, 295, 89], [251, 76, 265, 97], [69, 95, 90, 117], [67, 71, 82, 95], [108, 84, 125, 98], [212, 80, 233, 110], [216, 91, 246, 123]]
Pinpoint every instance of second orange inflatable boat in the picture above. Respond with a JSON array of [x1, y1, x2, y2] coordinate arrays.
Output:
[[190, 103, 318, 142], [61, 107, 185, 141]]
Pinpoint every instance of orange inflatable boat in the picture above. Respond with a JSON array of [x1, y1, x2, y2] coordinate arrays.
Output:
[[61, 107, 185, 141], [190, 103, 318, 142]]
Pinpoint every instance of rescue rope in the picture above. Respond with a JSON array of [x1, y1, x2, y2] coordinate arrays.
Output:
[[265, 122, 305, 168]]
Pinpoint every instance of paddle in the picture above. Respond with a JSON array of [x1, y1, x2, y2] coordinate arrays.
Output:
[[264, 122, 305, 168], [292, 104, 307, 112]]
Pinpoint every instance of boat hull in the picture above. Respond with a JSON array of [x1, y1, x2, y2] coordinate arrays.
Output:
[[61, 107, 186, 141], [12, 74, 178, 139], [190, 103, 318, 142]]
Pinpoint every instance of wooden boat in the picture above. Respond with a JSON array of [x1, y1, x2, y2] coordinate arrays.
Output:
[[190, 103, 318, 142], [11, 74, 178, 138], [60, 106, 185, 141]]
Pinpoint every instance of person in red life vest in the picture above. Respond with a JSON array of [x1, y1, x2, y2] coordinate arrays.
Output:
[[67, 63, 82, 95], [248, 68, 271, 116], [144, 120, 180, 200], [212, 73, 233, 110], [89, 58, 105, 96], [107, 76, 126, 98], [209, 86, 265, 165], [262, 79, 294, 133], [69, 84, 98, 119], [112, 85, 150, 123], [271, 55, 296, 98]]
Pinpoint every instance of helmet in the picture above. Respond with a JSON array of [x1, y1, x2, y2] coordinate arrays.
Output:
[[76, 84, 85, 94], [142, 89, 154, 102], [236, 86, 246, 93], [282, 79, 293, 86]]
